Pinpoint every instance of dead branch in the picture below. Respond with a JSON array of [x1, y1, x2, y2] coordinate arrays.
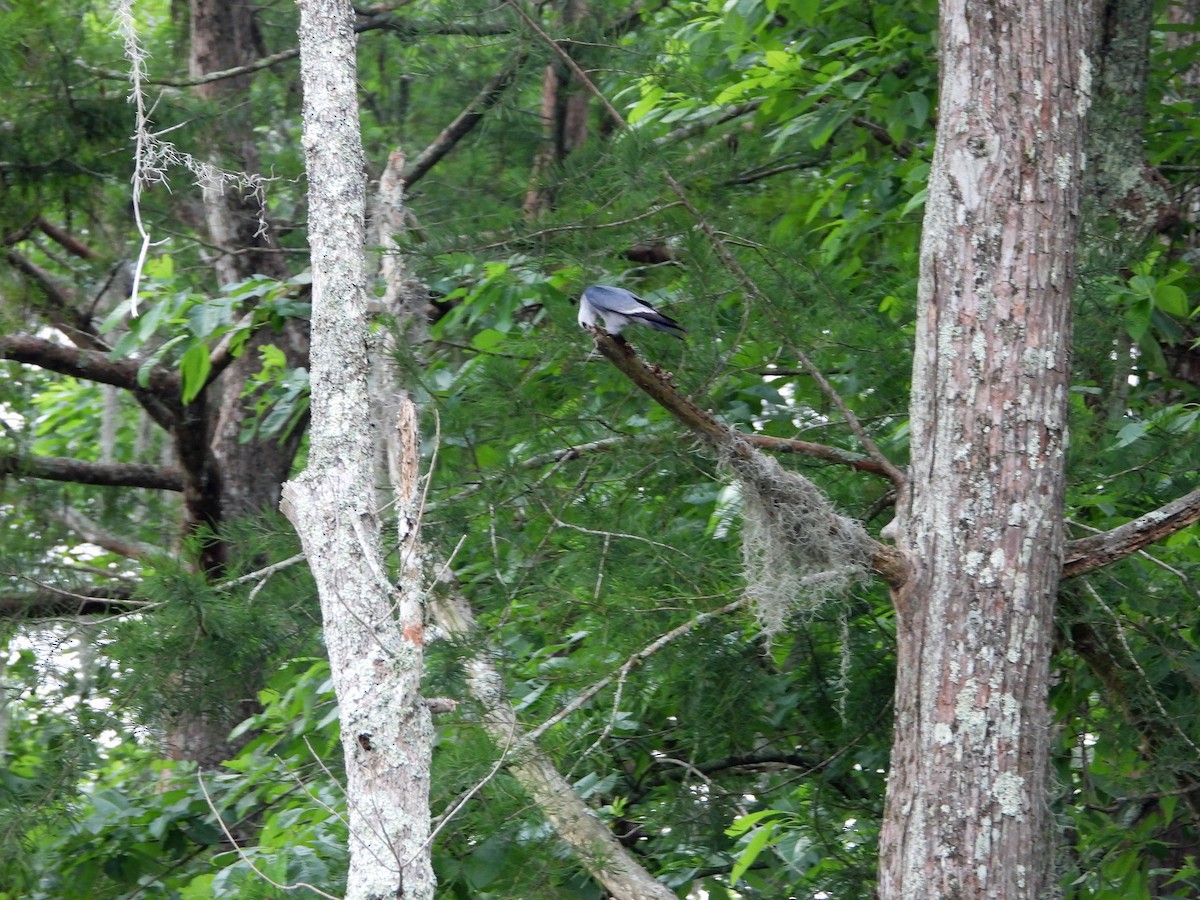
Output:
[[429, 560, 678, 900], [401, 50, 530, 189], [589, 331, 908, 587]]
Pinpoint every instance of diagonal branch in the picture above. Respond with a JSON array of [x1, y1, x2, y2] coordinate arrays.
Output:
[[504, 0, 628, 132], [35, 216, 101, 260], [4, 250, 110, 353], [429, 562, 678, 900], [589, 331, 908, 587], [401, 50, 530, 189], [50, 506, 168, 560], [1063, 486, 1200, 578]]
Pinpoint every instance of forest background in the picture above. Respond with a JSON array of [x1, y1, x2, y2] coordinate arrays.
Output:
[[1, 0, 1199, 896]]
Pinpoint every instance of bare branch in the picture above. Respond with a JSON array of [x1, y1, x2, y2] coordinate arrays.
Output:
[[0, 334, 180, 403], [85, 16, 512, 89], [1063, 486, 1200, 578], [49, 506, 169, 561], [0, 584, 145, 618], [740, 432, 897, 478], [521, 596, 750, 749], [401, 50, 529, 189], [35, 216, 101, 260], [0, 453, 184, 493]]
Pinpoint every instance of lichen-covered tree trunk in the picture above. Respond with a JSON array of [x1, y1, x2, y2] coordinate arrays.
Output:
[[281, 1, 434, 897], [879, 0, 1096, 895]]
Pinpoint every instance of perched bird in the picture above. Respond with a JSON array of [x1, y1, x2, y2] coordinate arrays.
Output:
[[578, 285, 686, 339]]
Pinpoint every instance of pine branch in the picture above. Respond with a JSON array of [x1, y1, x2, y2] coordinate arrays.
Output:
[[504, 0, 628, 131]]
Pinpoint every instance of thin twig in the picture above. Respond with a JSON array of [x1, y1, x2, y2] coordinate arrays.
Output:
[[197, 772, 342, 900], [1083, 580, 1200, 757], [213, 552, 307, 592], [662, 171, 906, 488], [520, 597, 748, 749], [504, 0, 628, 131]]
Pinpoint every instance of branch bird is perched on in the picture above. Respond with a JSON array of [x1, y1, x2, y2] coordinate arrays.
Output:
[[578, 285, 685, 339]]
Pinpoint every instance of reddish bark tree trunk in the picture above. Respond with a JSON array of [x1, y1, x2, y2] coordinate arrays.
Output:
[[162, 0, 309, 766], [879, 0, 1097, 895]]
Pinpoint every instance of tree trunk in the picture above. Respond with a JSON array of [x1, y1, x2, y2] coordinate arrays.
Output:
[[282, 1, 435, 897], [522, 0, 591, 218], [879, 0, 1096, 895], [155, 0, 311, 770]]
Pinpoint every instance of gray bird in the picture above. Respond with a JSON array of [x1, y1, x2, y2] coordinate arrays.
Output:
[[578, 285, 685, 338]]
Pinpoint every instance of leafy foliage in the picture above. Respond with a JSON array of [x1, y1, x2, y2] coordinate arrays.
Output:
[[1, 0, 1198, 896]]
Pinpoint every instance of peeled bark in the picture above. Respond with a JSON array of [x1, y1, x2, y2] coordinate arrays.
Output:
[[879, 0, 1097, 895], [282, 2, 434, 897]]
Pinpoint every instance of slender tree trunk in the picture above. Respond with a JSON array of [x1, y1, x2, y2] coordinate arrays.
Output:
[[522, 0, 591, 218], [282, 1, 434, 897], [879, 0, 1096, 895]]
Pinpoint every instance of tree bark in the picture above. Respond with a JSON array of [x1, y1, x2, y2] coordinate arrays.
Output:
[[879, 0, 1096, 895], [282, 1, 435, 897]]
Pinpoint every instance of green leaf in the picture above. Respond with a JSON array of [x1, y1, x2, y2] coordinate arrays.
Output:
[[1153, 283, 1189, 316], [903, 90, 929, 127], [628, 84, 664, 123], [1124, 297, 1153, 341], [730, 820, 777, 886], [179, 343, 212, 404], [1113, 420, 1147, 449], [144, 255, 174, 279]]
